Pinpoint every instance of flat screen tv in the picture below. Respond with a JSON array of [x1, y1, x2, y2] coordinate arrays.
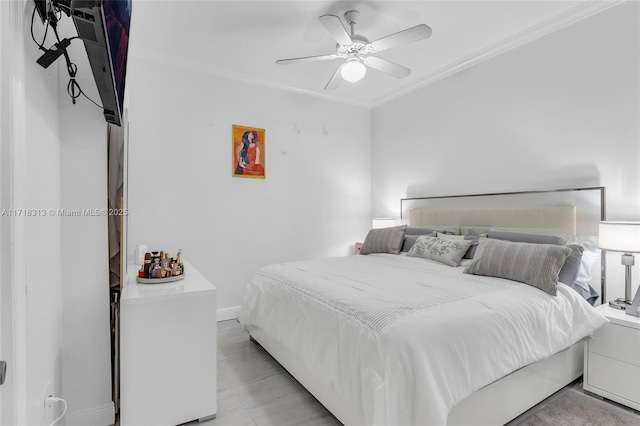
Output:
[[71, 0, 131, 126]]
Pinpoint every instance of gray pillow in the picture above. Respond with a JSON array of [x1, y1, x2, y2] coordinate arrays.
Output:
[[401, 232, 436, 252], [463, 229, 483, 259], [407, 236, 473, 267], [558, 244, 584, 286], [406, 225, 460, 235], [360, 225, 408, 255], [487, 229, 566, 245], [463, 239, 572, 296], [488, 229, 583, 286]]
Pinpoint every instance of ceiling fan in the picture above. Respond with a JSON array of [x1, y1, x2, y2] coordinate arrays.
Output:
[[276, 10, 432, 90]]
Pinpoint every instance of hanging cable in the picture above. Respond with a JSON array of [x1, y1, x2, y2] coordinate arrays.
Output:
[[45, 396, 67, 426], [35, 6, 103, 109], [30, 5, 51, 52]]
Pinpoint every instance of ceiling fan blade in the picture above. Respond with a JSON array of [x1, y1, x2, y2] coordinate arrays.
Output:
[[369, 24, 432, 52], [319, 14, 353, 46], [276, 54, 340, 65], [364, 56, 411, 79], [324, 64, 344, 91]]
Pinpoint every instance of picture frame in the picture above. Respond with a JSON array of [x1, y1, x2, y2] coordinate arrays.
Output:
[[232, 125, 265, 179], [628, 284, 640, 317]]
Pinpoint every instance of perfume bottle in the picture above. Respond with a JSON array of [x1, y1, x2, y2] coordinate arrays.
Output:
[[175, 249, 183, 275], [143, 252, 152, 278], [149, 251, 161, 278]]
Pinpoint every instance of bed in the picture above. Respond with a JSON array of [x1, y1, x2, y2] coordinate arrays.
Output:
[[239, 187, 609, 425]]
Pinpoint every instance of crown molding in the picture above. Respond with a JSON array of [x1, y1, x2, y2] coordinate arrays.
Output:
[[130, 47, 373, 109], [370, 0, 627, 108]]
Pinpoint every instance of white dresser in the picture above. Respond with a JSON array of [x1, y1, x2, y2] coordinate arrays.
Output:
[[120, 261, 217, 425], [583, 304, 640, 410]]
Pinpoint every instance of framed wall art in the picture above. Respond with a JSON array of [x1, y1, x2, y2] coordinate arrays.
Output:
[[232, 125, 265, 179]]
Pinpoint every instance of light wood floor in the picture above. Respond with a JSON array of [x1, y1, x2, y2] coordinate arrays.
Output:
[[195, 320, 341, 426], [189, 320, 638, 426]]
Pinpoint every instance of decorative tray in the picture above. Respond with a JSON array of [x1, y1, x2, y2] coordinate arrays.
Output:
[[136, 275, 185, 284]]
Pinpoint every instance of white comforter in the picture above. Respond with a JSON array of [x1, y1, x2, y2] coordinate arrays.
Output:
[[239, 254, 608, 425]]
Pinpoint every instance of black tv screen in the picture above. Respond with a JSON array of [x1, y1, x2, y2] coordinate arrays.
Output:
[[71, 0, 131, 126], [103, 0, 131, 116]]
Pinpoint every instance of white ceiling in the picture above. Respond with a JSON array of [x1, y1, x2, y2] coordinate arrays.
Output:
[[129, 1, 618, 107]]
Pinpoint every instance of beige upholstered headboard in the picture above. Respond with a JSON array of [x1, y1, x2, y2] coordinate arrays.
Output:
[[399, 187, 606, 301], [408, 206, 577, 235]]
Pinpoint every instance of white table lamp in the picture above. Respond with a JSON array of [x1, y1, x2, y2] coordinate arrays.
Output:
[[372, 218, 397, 229], [599, 221, 640, 315]]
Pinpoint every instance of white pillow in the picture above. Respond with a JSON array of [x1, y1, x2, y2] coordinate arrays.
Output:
[[574, 245, 600, 291]]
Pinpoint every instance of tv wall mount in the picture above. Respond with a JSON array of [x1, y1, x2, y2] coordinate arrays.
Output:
[[33, 0, 124, 126]]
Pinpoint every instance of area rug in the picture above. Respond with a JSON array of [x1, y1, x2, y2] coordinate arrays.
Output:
[[515, 389, 640, 426]]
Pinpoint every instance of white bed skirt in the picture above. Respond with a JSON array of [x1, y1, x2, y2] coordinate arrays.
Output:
[[248, 325, 584, 426]]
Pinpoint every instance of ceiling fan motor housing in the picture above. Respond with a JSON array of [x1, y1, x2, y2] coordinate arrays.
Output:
[[337, 34, 370, 55]]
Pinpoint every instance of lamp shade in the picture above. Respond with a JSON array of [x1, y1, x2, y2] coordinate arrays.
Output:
[[341, 60, 366, 82], [599, 221, 640, 253], [372, 218, 396, 229]]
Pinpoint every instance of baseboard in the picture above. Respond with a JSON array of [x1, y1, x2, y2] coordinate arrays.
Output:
[[217, 306, 239, 322], [64, 401, 115, 426]]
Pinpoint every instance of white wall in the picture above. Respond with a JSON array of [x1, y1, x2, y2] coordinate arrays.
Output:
[[59, 87, 114, 424], [371, 2, 640, 302], [20, 1, 64, 424], [126, 56, 372, 312], [56, 16, 114, 426]]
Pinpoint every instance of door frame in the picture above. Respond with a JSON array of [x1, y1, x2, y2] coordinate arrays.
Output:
[[0, 0, 29, 424]]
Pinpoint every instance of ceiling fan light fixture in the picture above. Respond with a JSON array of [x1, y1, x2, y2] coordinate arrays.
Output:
[[341, 59, 366, 82], [277, 11, 432, 91]]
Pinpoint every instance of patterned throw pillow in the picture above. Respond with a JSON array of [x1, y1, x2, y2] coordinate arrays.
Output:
[[407, 236, 473, 267], [360, 225, 408, 255], [437, 230, 486, 259], [463, 238, 572, 296], [401, 232, 437, 252]]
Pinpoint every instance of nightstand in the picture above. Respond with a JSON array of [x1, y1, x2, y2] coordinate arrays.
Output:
[[120, 261, 217, 425], [583, 304, 640, 410]]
